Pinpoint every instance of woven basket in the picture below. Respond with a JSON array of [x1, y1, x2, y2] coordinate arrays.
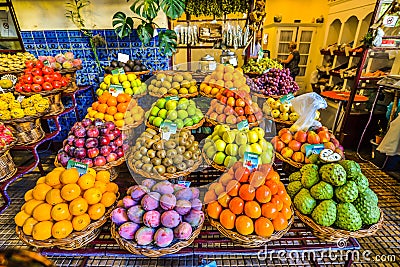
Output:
[[16, 87, 65, 97], [58, 66, 82, 75], [131, 91, 147, 99], [111, 218, 204, 257], [207, 210, 294, 248], [275, 152, 304, 169], [46, 92, 65, 116], [0, 149, 17, 183], [265, 115, 294, 126], [9, 118, 45, 145], [145, 118, 205, 131], [16, 198, 118, 250], [199, 91, 215, 98], [202, 151, 226, 172], [251, 92, 282, 100], [120, 118, 144, 131], [63, 81, 79, 94], [295, 208, 384, 242], [163, 91, 199, 99], [148, 91, 163, 98], [0, 249, 56, 267], [205, 117, 259, 129]]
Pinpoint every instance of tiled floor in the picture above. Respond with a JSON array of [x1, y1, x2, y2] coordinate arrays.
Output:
[[0, 155, 399, 267]]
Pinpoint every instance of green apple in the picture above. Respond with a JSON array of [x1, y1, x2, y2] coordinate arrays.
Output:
[[127, 73, 137, 81], [215, 139, 227, 152], [148, 115, 156, 124], [250, 143, 263, 155], [153, 117, 164, 127], [188, 99, 196, 106], [184, 118, 194, 126], [235, 131, 248, 145], [214, 152, 226, 165], [265, 142, 273, 153], [163, 119, 172, 123], [177, 102, 188, 110], [196, 109, 203, 117], [214, 125, 222, 134], [224, 155, 237, 168], [150, 106, 160, 117], [187, 106, 196, 116], [225, 143, 238, 156], [218, 125, 230, 138], [166, 110, 178, 120], [206, 145, 216, 159], [239, 144, 251, 158], [222, 131, 235, 144], [135, 79, 142, 86], [165, 100, 177, 110], [192, 115, 201, 124], [203, 140, 214, 151], [260, 153, 272, 164], [156, 98, 167, 109], [174, 118, 184, 129], [258, 139, 269, 151], [158, 109, 167, 119], [247, 130, 259, 143], [177, 110, 188, 120], [252, 127, 265, 139]]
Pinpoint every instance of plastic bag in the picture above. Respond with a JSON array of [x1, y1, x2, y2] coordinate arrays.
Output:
[[377, 115, 400, 156], [289, 92, 327, 132]]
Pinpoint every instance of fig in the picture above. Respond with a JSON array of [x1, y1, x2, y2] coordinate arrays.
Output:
[[175, 188, 193, 201], [191, 188, 200, 199], [160, 210, 181, 228], [110, 207, 128, 226], [141, 179, 157, 189], [160, 194, 177, 210], [122, 196, 138, 209], [141, 192, 161, 211], [135, 226, 155, 246], [128, 185, 149, 201], [174, 200, 192, 215], [190, 198, 203, 211], [143, 210, 161, 228], [154, 227, 174, 248], [118, 222, 140, 240]]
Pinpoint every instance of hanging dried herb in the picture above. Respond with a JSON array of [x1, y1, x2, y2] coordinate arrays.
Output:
[[185, 0, 249, 17]]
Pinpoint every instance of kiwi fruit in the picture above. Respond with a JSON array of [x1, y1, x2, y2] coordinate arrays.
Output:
[[167, 166, 177, 173], [145, 139, 156, 149], [142, 164, 153, 173], [153, 140, 164, 151], [142, 132, 154, 139], [176, 162, 187, 171], [146, 128, 157, 135], [133, 151, 142, 160], [147, 149, 156, 158], [192, 153, 199, 161], [151, 157, 162, 166], [154, 165, 166, 175], [186, 159, 195, 167], [173, 154, 184, 165], [183, 151, 193, 160], [165, 140, 176, 149], [134, 160, 144, 169], [162, 158, 173, 167], [176, 146, 185, 155], [157, 150, 166, 159], [166, 149, 177, 158], [152, 135, 161, 142], [139, 147, 148, 155]]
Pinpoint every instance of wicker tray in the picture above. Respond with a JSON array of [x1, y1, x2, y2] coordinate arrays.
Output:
[[0, 139, 16, 155], [120, 118, 144, 131], [1, 108, 50, 124], [148, 91, 163, 98], [202, 151, 227, 172], [207, 209, 294, 248], [0, 249, 56, 267], [199, 91, 215, 98], [58, 66, 82, 74], [63, 81, 79, 94], [295, 208, 384, 242], [275, 152, 304, 169], [131, 91, 147, 99], [16, 198, 118, 250], [205, 117, 259, 129], [0, 149, 17, 183], [252, 92, 283, 100], [265, 115, 294, 125], [11, 119, 45, 146], [111, 217, 204, 257], [163, 91, 199, 99], [15, 86, 66, 97], [145, 117, 205, 131]]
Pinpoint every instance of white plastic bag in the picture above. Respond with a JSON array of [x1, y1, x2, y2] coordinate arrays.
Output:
[[290, 92, 327, 132], [377, 115, 400, 156]]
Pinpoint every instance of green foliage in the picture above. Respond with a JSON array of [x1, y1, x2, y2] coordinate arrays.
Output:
[[112, 12, 135, 39], [65, 0, 90, 29], [158, 30, 177, 57]]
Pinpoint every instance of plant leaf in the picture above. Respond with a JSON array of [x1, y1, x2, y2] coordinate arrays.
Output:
[[112, 12, 134, 39], [159, 0, 185, 19], [137, 22, 154, 45], [158, 29, 177, 57], [130, 0, 159, 21]]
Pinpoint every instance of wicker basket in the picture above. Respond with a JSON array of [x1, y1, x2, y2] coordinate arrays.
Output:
[[251, 92, 283, 100], [145, 118, 205, 131], [111, 217, 204, 257], [16, 87, 65, 97], [199, 91, 215, 98], [58, 66, 82, 75], [265, 115, 294, 126], [205, 117, 259, 129], [207, 210, 294, 248], [295, 208, 384, 242], [0, 249, 56, 267], [46, 92, 65, 116], [120, 118, 144, 131], [131, 91, 147, 99], [9, 118, 45, 145], [148, 91, 163, 98], [202, 151, 226, 172], [163, 91, 199, 99], [275, 152, 304, 169], [63, 81, 79, 94], [0, 149, 17, 183]]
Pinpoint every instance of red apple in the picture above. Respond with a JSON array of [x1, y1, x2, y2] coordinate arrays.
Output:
[[87, 147, 100, 158], [324, 141, 336, 151], [280, 132, 293, 144], [278, 128, 290, 137], [74, 138, 85, 148], [104, 121, 116, 131], [99, 136, 110, 146], [288, 140, 302, 152], [106, 152, 118, 163], [81, 118, 93, 127], [281, 147, 294, 159], [274, 140, 285, 153], [74, 147, 87, 159], [317, 126, 329, 133], [100, 146, 112, 157], [73, 126, 86, 138], [94, 156, 107, 166], [291, 151, 305, 163], [294, 130, 307, 143], [85, 138, 98, 148], [234, 106, 244, 116], [307, 131, 320, 144], [115, 137, 123, 147], [244, 105, 252, 115], [235, 99, 246, 107], [220, 96, 227, 104], [247, 114, 256, 123], [81, 158, 93, 167], [115, 147, 124, 158], [318, 131, 330, 143], [331, 138, 340, 148], [109, 142, 118, 152]]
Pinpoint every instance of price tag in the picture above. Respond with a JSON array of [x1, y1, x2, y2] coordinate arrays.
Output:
[[43, 60, 51, 67], [160, 121, 177, 140], [305, 144, 324, 157], [279, 93, 295, 104], [229, 57, 238, 66], [237, 120, 249, 131], [177, 181, 191, 188], [243, 152, 259, 171], [166, 96, 179, 101], [17, 95, 25, 102], [111, 68, 125, 75], [67, 160, 88, 176], [109, 84, 124, 96], [118, 53, 130, 63], [229, 87, 237, 91], [209, 62, 217, 71], [257, 50, 264, 62], [201, 261, 217, 267]]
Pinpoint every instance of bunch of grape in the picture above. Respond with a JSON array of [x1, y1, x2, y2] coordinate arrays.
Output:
[[242, 58, 283, 74], [252, 68, 299, 96]]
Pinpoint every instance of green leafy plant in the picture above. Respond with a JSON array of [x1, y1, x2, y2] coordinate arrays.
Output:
[[112, 0, 185, 57]]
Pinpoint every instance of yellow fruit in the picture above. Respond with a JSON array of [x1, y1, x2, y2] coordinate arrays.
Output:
[[96, 171, 110, 183], [23, 217, 39, 235], [104, 114, 114, 122], [52, 220, 73, 239], [106, 182, 119, 193], [88, 203, 106, 220], [54, 167, 66, 172], [94, 181, 107, 193], [51, 203, 71, 221], [24, 189, 34, 201], [32, 183, 52, 201], [32, 203, 52, 221], [32, 221, 53, 241], [21, 202, 27, 211], [24, 199, 44, 215], [77, 173, 96, 190], [45, 170, 62, 187], [69, 197, 88, 216], [94, 112, 105, 120], [72, 214, 91, 231], [45, 189, 64, 205], [59, 168, 79, 184], [15, 210, 30, 227], [100, 192, 117, 207], [114, 112, 124, 120], [61, 183, 81, 201], [36, 177, 46, 184], [87, 168, 96, 177], [83, 188, 102, 205], [114, 120, 124, 128]]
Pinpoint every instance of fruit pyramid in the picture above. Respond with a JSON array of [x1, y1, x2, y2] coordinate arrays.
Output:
[[15, 167, 119, 241], [97, 73, 146, 97], [147, 72, 198, 96], [205, 162, 293, 237]]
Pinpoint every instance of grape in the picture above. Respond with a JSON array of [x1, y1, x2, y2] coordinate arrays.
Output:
[[242, 58, 283, 74], [250, 68, 300, 96]]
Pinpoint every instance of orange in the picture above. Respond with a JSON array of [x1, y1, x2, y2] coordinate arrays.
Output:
[[281, 194, 292, 206], [265, 180, 278, 195], [44, 170, 62, 187], [238, 184, 255, 201], [106, 182, 119, 193], [92, 101, 99, 110], [72, 213, 91, 231], [106, 106, 118, 115], [24, 189, 34, 201], [228, 197, 244, 215], [88, 203, 106, 220], [36, 176, 46, 184], [14, 210, 30, 227], [96, 171, 110, 183], [22, 217, 38, 235], [59, 168, 79, 184], [52, 220, 73, 239], [69, 197, 89, 216], [114, 112, 124, 121], [244, 201, 261, 219], [87, 168, 96, 177], [235, 215, 254, 235], [77, 173, 96, 190], [107, 96, 118, 107], [249, 171, 266, 188], [271, 195, 283, 211], [255, 185, 272, 204], [226, 180, 240, 196], [61, 184, 81, 201], [261, 202, 278, 220], [281, 204, 293, 220], [272, 212, 288, 231], [32, 221, 53, 241], [94, 181, 107, 193], [97, 103, 108, 114], [276, 181, 286, 196], [45, 188, 64, 205], [217, 193, 231, 208], [219, 209, 236, 230], [51, 203, 71, 221], [24, 199, 44, 215], [254, 217, 274, 237], [83, 187, 102, 205], [117, 94, 128, 103], [32, 183, 52, 201], [206, 201, 223, 219], [204, 190, 217, 204], [32, 203, 52, 221], [101, 191, 117, 207], [117, 103, 128, 113], [266, 170, 280, 184]]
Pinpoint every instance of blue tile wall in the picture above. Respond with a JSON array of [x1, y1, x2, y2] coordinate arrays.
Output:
[[21, 29, 170, 141]]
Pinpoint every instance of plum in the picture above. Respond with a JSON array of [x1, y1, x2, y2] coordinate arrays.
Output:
[[174, 222, 193, 240], [129, 185, 149, 201], [141, 179, 157, 189], [127, 205, 145, 224], [183, 210, 204, 228], [190, 198, 203, 211], [143, 210, 161, 228], [122, 196, 138, 209], [141, 192, 161, 211], [111, 207, 129, 226], [173, 184, 185, 193], [118, 222, 140, 240], [154, 227, 174, 248], [135, 226, 155, 246], [152, 181, 174, 195], [191, 188, 200, 199], [175, 188, 193, 201], [160, 194, 177, 210], [174, 200, 192, 215], [160, 210, 181, 228]]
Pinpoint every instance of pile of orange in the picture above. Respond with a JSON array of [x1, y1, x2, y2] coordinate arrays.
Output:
[[15, 167, 119, 241], [86, 91, 144, 128], [205, 162, 293, 237]]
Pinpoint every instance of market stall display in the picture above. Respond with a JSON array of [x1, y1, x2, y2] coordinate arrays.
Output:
[[97, 73, 147, 98], [147, 71, 198, 98], [103, 59, 149, 74]]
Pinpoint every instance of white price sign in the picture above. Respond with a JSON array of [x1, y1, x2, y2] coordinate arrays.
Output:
[[383, 15, 399, 27], [117, 53, 130, 63]]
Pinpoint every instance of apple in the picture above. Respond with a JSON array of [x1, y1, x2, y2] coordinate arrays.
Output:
[[331, 138, 340, 148], [281, 147, 294, 159], [307, 131, 320, 144], [115, 137, 123, 147], [279, 112, 289, 121], [100, 136, 110, 146], [87, 147, 100, 158], [226, 143, 239, 156], [217, 114, 226, 123], [294, 130, 307, 143], [74, 138, 85, 148], [274, 140, 285, 153], [279, 104, 290, 113], [81, 158, 93, 167], [215, 139, 227, 152], [74, 147, 87, 159], [291, 151, 305, 163], [106, 152, 118, 163], [235, 99, 246, 107], [57, 151, 70, 167], [222, 131, 236, 144], [226, 115, 237, 124], [235, 131, 248, 145], [252, 127, 265, 140], [213, 151, 226, 165], [271, 101, 281, 110], [209, 112, 218, 120], [260, 153, 272, 164], [112, 128, 121, 138], [73, 126, 86, 137], [288, 140, 302, 152], [289, 112, 299, 122], [86, 126, 99, 138], [250, 143, 263, 154], [105, 121, 116, 131], [67, 146, 76, 157], [244, 105, 253, 115], [224, 156, 237, 168], [85, 138, 98, 148], [206, 145, 217, 159], [317, 126, 329, 133], [116, 147, 124, 158], [94, 156, 107, 166], [234, 107, 245, 116], [278, 128, 290, 137], [280, 132, 293, 144], [266, 98, 275, 107], [238, 144, 251, 158], [93, 119, 104, 127], [109, 142, 118, 152], [224, 105, 235, 115], [66, 135, 75, 145], [318, 131, 330, 143], [258, 139, 270, 151], [227, 97, 236, 107], [301, 143, 310, 154], [81, 118, 93, 127], [324, 141, 336, 151], [247, 130, 259, 143], [106, 132, 116, 141], [217, 125, 230, 137]]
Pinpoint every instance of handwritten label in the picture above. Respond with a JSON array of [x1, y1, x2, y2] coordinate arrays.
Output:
[[160, 121, 177, 140], [279, 93, 295, 104], [177, 181, 191, 188], [166, 96, 179, 101], [67, 160, 88, 176], [229, 57, 238, 66], [109, 84, 124, 96], [43, 60, 51, 67], [305, 144, 324, 157], [243, 152, 259, 171], [237, 120, 249, 131], [118, 53, 130, 63], [229, 87, 237, 91], [111, 68, 125, 75]]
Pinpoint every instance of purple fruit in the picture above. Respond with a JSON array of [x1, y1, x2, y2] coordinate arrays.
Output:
[[173, 184, 185, 193], [127, 205, 145, 224], [190, 188, 200, 199], [143, 210, 161, 228], [175, 188, 193, 201], [160, 194, 176, 210], [141, 192, 161, 211], [174, 222, 193, 240], [129, 185, 149, 201], [135, 226, 155, 246], [160, 210, 181, 228], [184, 210, 204, 228], [110, 207, 129, 226], [118, 222, 140, 240], [122, 195, 138, 209], [190, 198, 203, 211], [174, 200, 191, 215], [154, 227, 174, 248], [152, 181, 174, 195], [141, 179, 157, 189]]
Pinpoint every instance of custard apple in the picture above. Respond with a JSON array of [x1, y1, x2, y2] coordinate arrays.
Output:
[[357, 188, 378, 205], [335, 203, 362, 231], [289, 171, 301, 182], [294, 188, 316, 215], [335, 181, 358, 203], [352, 173, 369, 193], [339, 160, 361, 180], [353, 196, 380, 225], [310, 181, 334, 200], [301, 168, 320, 189], [0, 100, 8, 110], [300, 164, 318, 174], [287, 181, 303, 198], [311, 200, 337, 227], [319, 163, 346, 186]]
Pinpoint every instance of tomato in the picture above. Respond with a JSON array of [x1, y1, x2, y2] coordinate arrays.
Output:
[[31, 68, 42, 76], [22, 84, 32, 92], [23, 74, 33, 84], [15, 83, 23, 92], [35, 60, 44, 69], [42, 66, 54, 75], [52, 80, 62, 89], [31, 84, 42, 92], [60, 78, 69, 87], [52, 72, 62, 81], [43, 75, 53, 83], [33, 75, 44, 84], [25, 60, 35, 69], [42, 82, 53, 91]]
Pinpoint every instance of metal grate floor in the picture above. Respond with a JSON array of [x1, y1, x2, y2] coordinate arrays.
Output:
[[0, 155, 399, 267]]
